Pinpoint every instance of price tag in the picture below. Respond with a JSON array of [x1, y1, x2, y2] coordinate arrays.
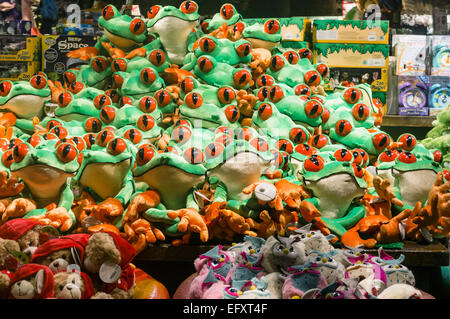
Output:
[[254, 183, 277, 202], [99, 261, 122, 284]]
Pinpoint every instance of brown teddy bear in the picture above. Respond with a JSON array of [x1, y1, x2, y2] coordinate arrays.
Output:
[[9, 263, 54, 299], [30, 235, 88, 272], [53, 270, 95, 299], [83, 231, 136, 299], [0, 218, 49, 256], [0, 237, 20, 297]]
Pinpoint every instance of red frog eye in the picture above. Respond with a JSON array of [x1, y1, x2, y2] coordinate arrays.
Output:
[[257, 87, 269, 101], [335, 120, 352, 137], [112, 58, 127, 72], [139, 96, 157, 113], [197, 56, 213, 73], [335, 149, 353, 162], [184, 147, 204, 164], [217, 87, 236, 104], [304, 70, 321, 87], [294, 143, 315, 156], [136, 144, 155, 166], [304, 155, 324, 172], [56, 143, 78, 163], [124, 128, 142, 144], [283, 51, 299, 65], [289, 127, 308, 144], [352, 163, 365, 178], [272, 150, 286, 168], [277, 139, 293, 154], [398, 134, 416, 151], [149, 50, 166, 66], [257, 103, 273, 120], [316, 64, 329, 78], [140, 68, 156, 85], [295, 84, 311, 96], [42, 133, 58, 141], [205, 142, 224, 159], [8, 138, 22, 150], [163, 146, 178, 155], [236, 43, 251, 57], [373, 133, 390, 150], [215, 126, 233, 138], [344, 87, 361, 104], [30, 74, 47, 89], [147, 5, 160, 19], [185, 92, 203, 109], [305, 100, 323, 119], [107, 138, 127, 155], [130, 18, 146, 35], [0, 81, 12, 97], [269, 55, 284, 72], [214, 134, 233, 146], [236, 127, 253, 141], [180, 1, 198, 14], [100, 106, 116, 124], [50, 126, 68, 139], [268, 85, 284, 103], [443, 170, 450, 181], [398, 151, 416, 164], [311, 134, 328, 149], [298, 48, 313, 61], [94, 94, 112, 109], [220, 3, 234, 19], [92, 57, 108, 73], [264, 19, 280, 34], [119, 96, 133, 108], [233, 70, 251, 87], [137, 114, 155, 131], [27, 134, 42, 147], [181, 77, 194, 94], [379, 150, 398, 162], [83, 133, 97, 149], [105, 89, 120, 103], [199, 37, 216, 53], [69, 81, 84, 94], [433, 150, 443, 163], [96, 129, 115, 147], [84, 117, 102, 133], [63, 71, 77, 85], [112, 74, 124, 88], [173, 119, 190, 128], [58, 92, 72, 108], [256, 75, 274, 88], [70, 136, 86, 151], [1, 149, 14, 168], [172, 126, 192, 144], [234, 22, 245, 33], [154, 89, 172, 107], [102, 5, 115, 20], [352, 103, 370, 121], [250, 137, 269, 152], [321, 108, 330, 124], [225, 105, 240, 123], [351, 150, 363, 165]]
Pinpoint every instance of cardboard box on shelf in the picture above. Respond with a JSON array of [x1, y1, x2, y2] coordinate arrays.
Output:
[[398, 75, 430, 116], [323, 66, 388, 92], [430, 35, 450, 76], [313, 42, 389, 69], [243, 17, 312, 42], [312, 19, 389, 44], [0, 61, 41, 81], [41, 35, 97, 82], [0, 36, 41, 62], [428, 76, 450, 115], [393, 35, 428, 76], [280, 41, 310, 50]]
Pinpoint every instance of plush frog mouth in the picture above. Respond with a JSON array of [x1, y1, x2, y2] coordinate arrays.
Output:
[[12, 164, 75, 207], [102, 29, 142, 51], [0, 94, 50, 119], [393, 169, 438, 207], [79, 158, 131, 199]]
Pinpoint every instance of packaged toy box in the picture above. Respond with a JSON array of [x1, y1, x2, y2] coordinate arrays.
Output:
[[430, 35, 450, 76], [244, 17, 311, 42], [394, 35, 428, 76], [428, 76, 450, 116], [0, 61, 41, 81], [0, 36, 41, 62], [398, 75, 430, 116]]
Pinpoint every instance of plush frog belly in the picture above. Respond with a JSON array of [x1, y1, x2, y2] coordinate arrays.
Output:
[[395, 169, 438, 207]]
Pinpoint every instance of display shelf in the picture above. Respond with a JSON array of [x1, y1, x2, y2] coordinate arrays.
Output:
[[135, 240, 449, 267], [382, 115, 436, 127]]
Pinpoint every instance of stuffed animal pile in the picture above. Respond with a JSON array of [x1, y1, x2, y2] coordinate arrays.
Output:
[[0, 1, 447, 259], [180, 226, 425, 299], [0, 217, 165, 299]]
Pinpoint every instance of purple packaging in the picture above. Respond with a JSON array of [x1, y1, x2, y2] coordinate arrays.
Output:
[[398, 75, 430, 116]]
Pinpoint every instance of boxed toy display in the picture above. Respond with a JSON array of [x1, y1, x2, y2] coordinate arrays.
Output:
[[430, 35, 450, 76], [244, 17, 312, 42], [428, 76, 450, 116], [394, 35, 428, 76], [398, 75, 430, 116], [0, 36, 41, 62], [312, 19, 389, 44], [0, 61, 40, 81], [323, 66, 388, 91]]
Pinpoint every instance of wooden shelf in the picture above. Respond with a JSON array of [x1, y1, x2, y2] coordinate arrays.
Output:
[[381, 115, 436, 128], [135, 241, 449, 268]]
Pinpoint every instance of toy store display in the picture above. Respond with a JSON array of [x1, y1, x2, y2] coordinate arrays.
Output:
[[173, 231, 433, 299], [428, 76, 450, 116], [394, 35, 428, 76], [430, 35, 450, 77], [0, 1, 448, 299], [398, 75, 429, 116]]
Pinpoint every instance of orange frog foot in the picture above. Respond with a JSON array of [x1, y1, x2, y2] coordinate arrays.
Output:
[[66, 46, 99, 61], [123, 191, 161, 224], [82, 198, 124, 224], [29, 207, 73, 232], [167, 208, 209, 243], [0, 112, 17, 128], [101, 42, 126, 59], [124, 219, 165, 253]]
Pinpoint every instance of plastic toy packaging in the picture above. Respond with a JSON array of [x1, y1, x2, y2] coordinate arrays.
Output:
[[430, 35, 450, 76], [398, 75, 429, 116], [394, 35, 428, 76], [429, 76, 450, 116]]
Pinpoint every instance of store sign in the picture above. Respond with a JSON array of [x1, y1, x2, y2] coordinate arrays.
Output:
[[66, 4, 81, 27]]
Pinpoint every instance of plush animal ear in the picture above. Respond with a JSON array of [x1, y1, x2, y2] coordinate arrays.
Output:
[[302, 288, 319, 299], [34, 269, 45, 294]]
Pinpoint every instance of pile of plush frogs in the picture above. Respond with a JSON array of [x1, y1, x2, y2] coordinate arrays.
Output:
[[176, 227, 426, 299], [0, 1, 448, 257]]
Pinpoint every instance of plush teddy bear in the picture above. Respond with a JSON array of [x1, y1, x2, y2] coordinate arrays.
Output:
[[53, 270, 95, 299], [9, 263, 54, 299], [0, 218, 49, 256], [82, 231, 136, 299], [0, 237, 21, 297], [30, 235, 88, 272]]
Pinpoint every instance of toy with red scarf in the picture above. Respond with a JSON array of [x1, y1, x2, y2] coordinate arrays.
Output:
[[9, 263, 54, 299]]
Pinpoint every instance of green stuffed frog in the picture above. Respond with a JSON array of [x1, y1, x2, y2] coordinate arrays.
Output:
[[204, 3, 243, 33], [64, 56, 112, 90], [113, 67, 166, 99], [242, 19, 282, 51]]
